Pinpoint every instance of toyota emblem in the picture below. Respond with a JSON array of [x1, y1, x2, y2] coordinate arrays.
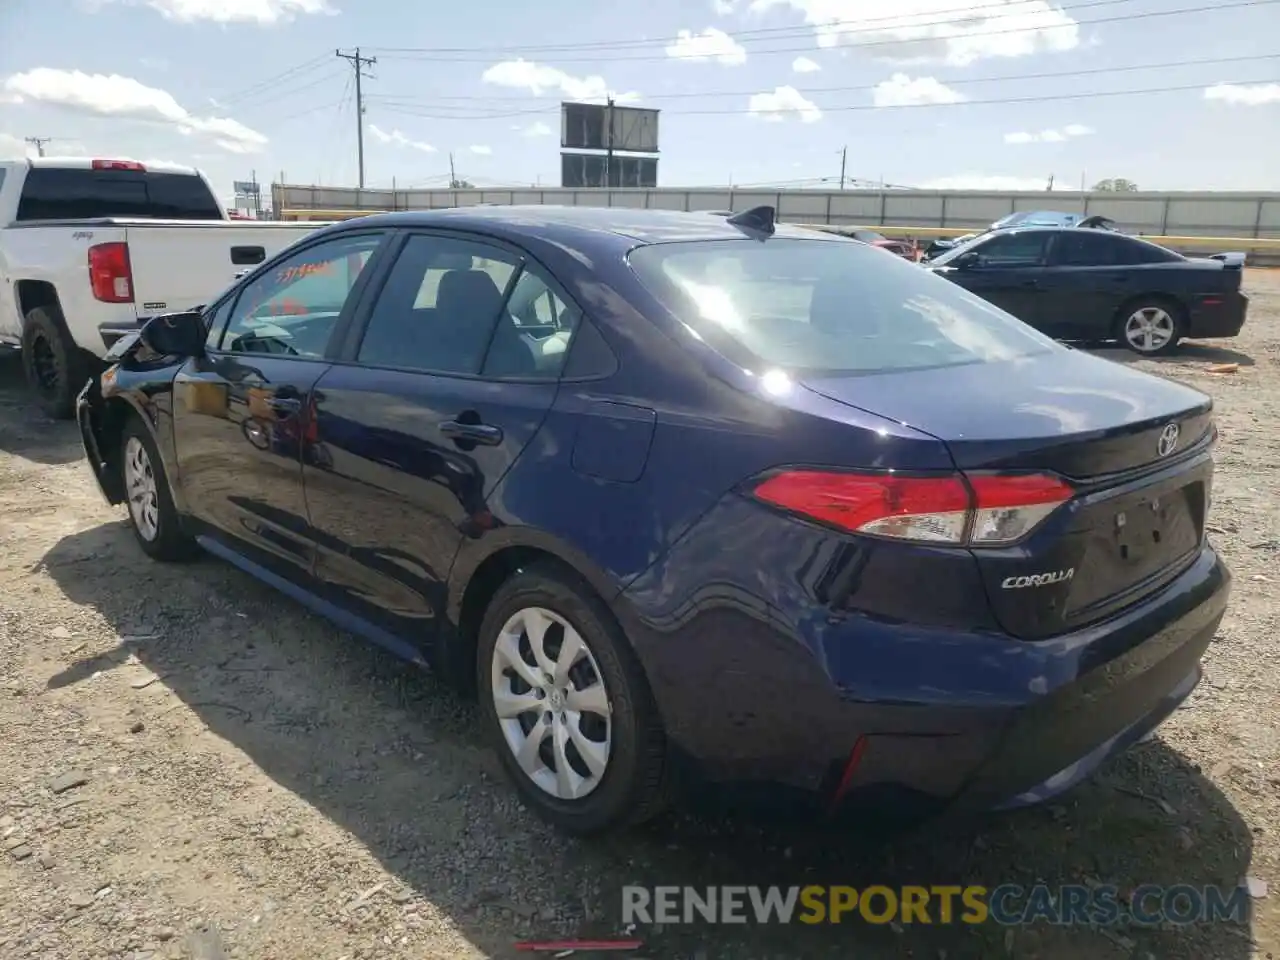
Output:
[[1157, 422, 1180, 458]]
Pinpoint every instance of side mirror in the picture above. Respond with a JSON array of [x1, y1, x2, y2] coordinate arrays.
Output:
[[141, 310, 206, 358], [953, 251, 982, 270]]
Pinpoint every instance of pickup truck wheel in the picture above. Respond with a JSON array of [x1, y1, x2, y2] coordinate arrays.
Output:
[[120, 416, 197, 562], [21, 305, 92, 420]]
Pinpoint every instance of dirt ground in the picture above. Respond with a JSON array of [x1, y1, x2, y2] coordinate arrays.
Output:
[[0, 276, 1276, 960]]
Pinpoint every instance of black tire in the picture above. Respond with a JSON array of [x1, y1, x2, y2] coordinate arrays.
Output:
[[476, 562, 670, 835], [119, 414, 198, 562], [1113, 298, 1185, 357], [21, 305, 94, 420]]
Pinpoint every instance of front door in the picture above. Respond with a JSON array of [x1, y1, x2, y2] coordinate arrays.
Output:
[[301, 231, 581, 648], [171, 230, 388, 578], [946, 231, 1051, 326]]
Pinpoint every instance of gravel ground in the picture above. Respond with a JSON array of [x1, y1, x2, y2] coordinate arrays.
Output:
[[0, 275, 1276, 960]]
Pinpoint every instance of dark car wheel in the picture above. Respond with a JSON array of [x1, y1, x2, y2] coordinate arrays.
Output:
[[120, 416, 198, 562], [21, 305, 93, 420], [477, 563, 670, 835], [1115, 300, 1184, 356]]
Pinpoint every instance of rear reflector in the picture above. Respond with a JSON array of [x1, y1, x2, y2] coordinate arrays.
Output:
[[751, 469, 1074, 546], [87, 242, 134, 303], [92, 159, 146, 171]]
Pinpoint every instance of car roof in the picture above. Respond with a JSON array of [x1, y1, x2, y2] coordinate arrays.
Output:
[[986, 225, 1123, 237], [324, 205, 838, 247]]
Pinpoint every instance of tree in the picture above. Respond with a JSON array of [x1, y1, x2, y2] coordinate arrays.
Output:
[[1092, 178, 1139, 192]]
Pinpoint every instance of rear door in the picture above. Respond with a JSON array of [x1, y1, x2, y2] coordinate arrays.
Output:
[[171, 230, 388, 579], [1039, 231, 1146, 337], [942, 231, 1050, 324], [301, 231, 580, 644]]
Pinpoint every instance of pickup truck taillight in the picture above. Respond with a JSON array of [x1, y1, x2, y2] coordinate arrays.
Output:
[[88, 242, 134, 303]]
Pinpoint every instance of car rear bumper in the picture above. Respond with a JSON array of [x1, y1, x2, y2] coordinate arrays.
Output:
[[624, 515, 1230, 818], [1186, 291, 1248, 339]]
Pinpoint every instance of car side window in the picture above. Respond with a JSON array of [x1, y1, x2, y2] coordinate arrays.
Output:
[[482, 267, 581, 379], [975, 232, 1049, 266], [356, 234, 523, 376], [215, 233, 383, 358], [1052, 232, 1134, 267], [203, 296, 237, 350]]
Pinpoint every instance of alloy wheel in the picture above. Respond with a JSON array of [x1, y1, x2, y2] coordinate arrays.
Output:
[[1123, 307, 1176, 353], [489, 605, 613, 801]]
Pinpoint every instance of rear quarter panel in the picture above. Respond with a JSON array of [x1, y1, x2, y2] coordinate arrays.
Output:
[[124, 221, 322, 317], [0, 223, 136, 344]]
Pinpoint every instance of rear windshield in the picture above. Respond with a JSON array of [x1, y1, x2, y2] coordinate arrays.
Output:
[[627, 238, 1059, 375], [16, 168, 222, 221]]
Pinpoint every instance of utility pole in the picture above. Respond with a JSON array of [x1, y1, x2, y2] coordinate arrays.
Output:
[[448, 152, 457, 188], [604, 96, 615, 189], [25, 137, 52, 157], [335, 47, 377, 188], [838, 146, 847, 190]]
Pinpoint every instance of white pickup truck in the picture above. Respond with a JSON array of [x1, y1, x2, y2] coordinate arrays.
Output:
[[0, 157, 324, 417]]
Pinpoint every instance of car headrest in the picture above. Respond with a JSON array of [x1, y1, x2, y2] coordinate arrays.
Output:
[[436, 270, 504, 322]]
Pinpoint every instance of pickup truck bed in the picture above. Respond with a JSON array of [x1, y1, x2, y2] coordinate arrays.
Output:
[[0, 157, 324, 416]]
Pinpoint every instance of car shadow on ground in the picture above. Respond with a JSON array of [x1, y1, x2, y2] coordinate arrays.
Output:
[[0, 354, 85, 465], [40, 521, 1258, 960], [1083, 341, 1256, 368]]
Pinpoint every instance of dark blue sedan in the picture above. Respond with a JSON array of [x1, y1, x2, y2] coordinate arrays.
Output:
[[75, 205, 1230, 835]]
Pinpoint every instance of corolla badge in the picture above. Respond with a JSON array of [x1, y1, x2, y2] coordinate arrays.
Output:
[[1157, 422, 1180, 458], [1001, 569, 1075, 589]]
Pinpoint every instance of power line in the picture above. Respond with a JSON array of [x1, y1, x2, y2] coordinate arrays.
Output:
[[366, 0, 1143, 55], [369, 0, 1279, 63], [372, 76, 1280, 122], [215, 54, 334, 106], [365, 51, 1280, 107], [336, 47, 378, 188], [24, 137, 52, 157]]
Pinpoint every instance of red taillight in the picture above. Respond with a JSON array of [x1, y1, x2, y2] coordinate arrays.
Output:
[[751, 469, 1073, 546], [92, 158, 146, 171], [87, 242, 134, 303]]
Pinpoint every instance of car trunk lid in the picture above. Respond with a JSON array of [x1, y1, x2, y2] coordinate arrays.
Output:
[[802, 350, 1214, 638]]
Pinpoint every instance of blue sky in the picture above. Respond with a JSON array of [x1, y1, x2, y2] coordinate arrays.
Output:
[[1, 0, 1278, 205]]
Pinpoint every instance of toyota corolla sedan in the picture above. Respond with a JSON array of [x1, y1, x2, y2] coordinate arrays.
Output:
[[76, 205, 1230, 836]]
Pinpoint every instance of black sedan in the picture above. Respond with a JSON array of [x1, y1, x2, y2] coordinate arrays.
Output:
[[925, 226, 1248, 355]]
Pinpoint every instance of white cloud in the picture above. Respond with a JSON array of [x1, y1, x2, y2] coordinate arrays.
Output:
[[921, 174, 1052, 191], [368, 124, 436, 153], [481, 59, 640, 103], [712, 0, 738, 11], [1204, 82, 1280, 106], [0, 133, 34, 159], [872, 73, 964, 107], [517, 121, 553, 137], [87, 0, 336, 24], [749, 0, 1079, 66], [470, 145, 492, 155], [792, 56, 821, 73], [747, 85, 822, 123], [1004, 124, 1093, 144], [3, 68, 267, 154], [665, 28, 748, 65]]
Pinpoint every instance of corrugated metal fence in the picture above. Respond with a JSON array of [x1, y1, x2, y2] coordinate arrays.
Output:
[[272, 184, 1280, 239]]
